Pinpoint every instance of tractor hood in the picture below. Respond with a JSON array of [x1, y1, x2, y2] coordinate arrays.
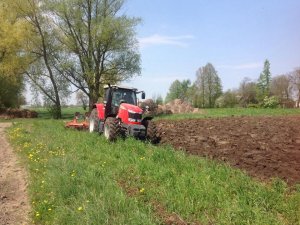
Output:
[[119, 103, 143, 114]]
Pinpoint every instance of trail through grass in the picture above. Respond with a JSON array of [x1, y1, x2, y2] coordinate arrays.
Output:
[[7, 119, 300, 225]]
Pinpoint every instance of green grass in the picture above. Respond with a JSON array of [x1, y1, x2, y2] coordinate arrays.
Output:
[[7, 119, 300, 225], [157, 108, 300, 120]]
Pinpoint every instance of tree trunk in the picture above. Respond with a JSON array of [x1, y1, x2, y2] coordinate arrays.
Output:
[[88, 91, 99, 112], [52, 103, 62, 119]]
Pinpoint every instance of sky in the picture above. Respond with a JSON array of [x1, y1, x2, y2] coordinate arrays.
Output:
[[122, 0, 300, 99]]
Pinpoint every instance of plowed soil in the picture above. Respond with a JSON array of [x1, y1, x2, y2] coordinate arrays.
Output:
[[157, 116, 300, 185]]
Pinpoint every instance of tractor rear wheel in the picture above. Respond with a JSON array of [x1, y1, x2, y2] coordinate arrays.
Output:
[[104, 117, 120, 141], [89, 108, 99, 133], [145, 120, 159, 144]]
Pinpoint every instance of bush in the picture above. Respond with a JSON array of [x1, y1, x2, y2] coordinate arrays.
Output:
[[262, 96, 279, 108]]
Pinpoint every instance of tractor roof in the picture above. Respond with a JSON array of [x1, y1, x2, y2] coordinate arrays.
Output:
[[104, 84, 137, 91]]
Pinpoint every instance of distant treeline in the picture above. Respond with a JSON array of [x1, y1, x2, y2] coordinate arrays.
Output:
[[163, 60, 300, 108]]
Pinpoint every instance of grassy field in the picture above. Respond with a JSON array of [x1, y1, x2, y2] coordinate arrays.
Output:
[[6, 113, 300, 224], [158, 107, 300, 120], [31, 107, 87, 119]]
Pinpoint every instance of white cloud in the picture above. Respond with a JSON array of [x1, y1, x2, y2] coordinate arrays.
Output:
[[219, 63, 262, 70], [138, 34, 195, 48]]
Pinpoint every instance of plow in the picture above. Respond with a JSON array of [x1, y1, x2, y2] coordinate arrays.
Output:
[[65, 112, 89, 130]]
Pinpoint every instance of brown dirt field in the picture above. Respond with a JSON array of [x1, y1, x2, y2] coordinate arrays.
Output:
[[0, 123, 30, 225], [157, 116, 300, 185]]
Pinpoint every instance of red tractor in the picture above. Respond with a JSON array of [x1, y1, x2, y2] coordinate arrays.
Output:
[[89, 85, 159, 143]]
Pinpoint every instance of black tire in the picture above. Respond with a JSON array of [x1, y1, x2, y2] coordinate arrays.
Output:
[[104, 117, 120, 141], [145, 120, 159, 144], [89, 108, 99, 133]]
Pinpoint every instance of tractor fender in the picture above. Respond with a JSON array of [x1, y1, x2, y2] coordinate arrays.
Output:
[[93, 103, 105, 120], [141, 116, 153, 124]]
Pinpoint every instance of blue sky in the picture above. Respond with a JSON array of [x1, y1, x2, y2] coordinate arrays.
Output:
[[123, 0, 300, 99]]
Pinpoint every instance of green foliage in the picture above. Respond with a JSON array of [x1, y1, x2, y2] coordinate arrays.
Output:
[[165, 79, 191, 103], [194, 63, 222, 108], [8, 119, 300, 225], [0, 0, 33, 76], [0, 74, 24, 108], [262, 96, 280, 108]]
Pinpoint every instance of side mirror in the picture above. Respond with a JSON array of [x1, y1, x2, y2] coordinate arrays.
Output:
[[141, 92, 145, 99]]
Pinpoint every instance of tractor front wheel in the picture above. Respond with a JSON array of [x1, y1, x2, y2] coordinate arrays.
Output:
[[104, 117, 120, 141], [89, 108, 99, 133]]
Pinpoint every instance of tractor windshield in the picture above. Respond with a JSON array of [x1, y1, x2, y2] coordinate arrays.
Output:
[[111, 89, 137, 106]]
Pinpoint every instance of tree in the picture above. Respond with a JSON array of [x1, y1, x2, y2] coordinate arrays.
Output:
[[289, 68, 300, 107], [48, 0, 141, 109], [257, 59, 271, 101], [194, 63, 222, 108], [0, 0, 32, 108], [271, 74, 291, 101], [76, 91, 89, 110], [238, 77, 258, 107], [165, 79, 191, 103], [215, 89, 238, 108]]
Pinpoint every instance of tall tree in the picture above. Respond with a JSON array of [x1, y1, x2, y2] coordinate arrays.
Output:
[[165, 79, 191, 103], [194, 63, 222, 108], [257, 59, 271, 101], [49, 0, 141, 109]]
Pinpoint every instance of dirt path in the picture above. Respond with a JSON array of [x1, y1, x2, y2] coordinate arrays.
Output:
[[0, 123, 30, 225]]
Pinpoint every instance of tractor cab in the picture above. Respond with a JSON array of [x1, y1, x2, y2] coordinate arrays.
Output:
[[103, 85, 145, 117]]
